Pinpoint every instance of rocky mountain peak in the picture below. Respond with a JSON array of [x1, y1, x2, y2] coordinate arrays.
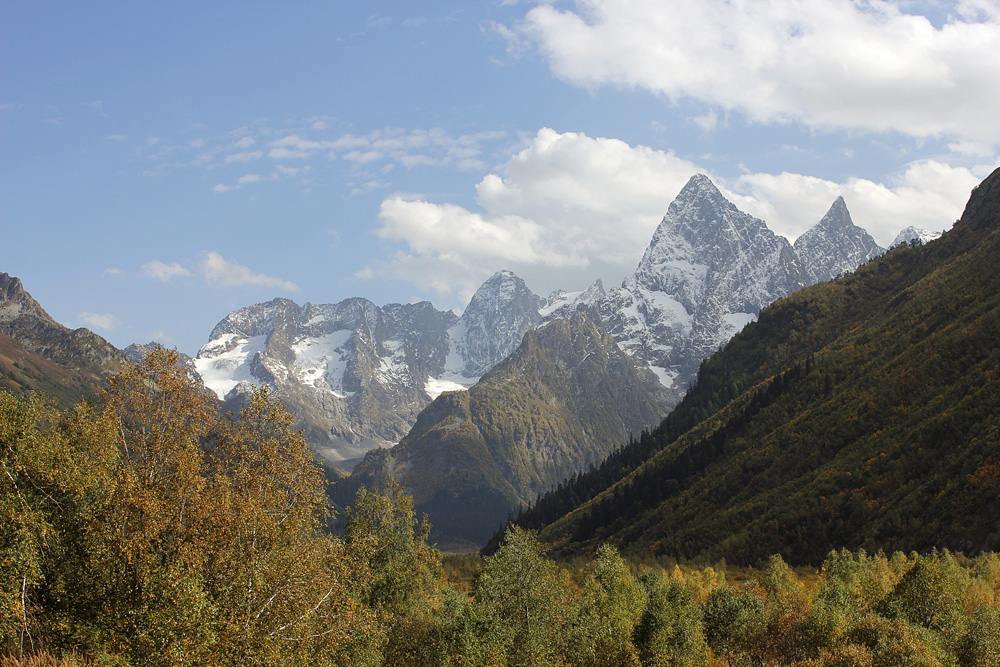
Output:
[[466, 270, 538, 310], [794, 197, 883, 283], [581, 278, 606, 302], [0, 272, 52, 326], [452, 270, 544, 378], [817, 196, 851, 228], [601, 174, 810, 401], [891, 226, 943, 247], [0, 273, 127, 406]]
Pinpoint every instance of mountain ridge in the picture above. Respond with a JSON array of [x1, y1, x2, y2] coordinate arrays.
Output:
[[0, 272, 127, 407], [506, 166, 1000, 564]]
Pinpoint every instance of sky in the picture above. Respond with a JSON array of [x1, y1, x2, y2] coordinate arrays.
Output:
[[2, 0, 998, 356]]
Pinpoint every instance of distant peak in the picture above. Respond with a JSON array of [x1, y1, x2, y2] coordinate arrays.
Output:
[[477, 269, 524, 292], [0, 273, 28, 302], [679, 173, 723, 198], [0, 272, 54, 324], [817, 196, 853, 228], [468, 270, 537, 308], [891, 226, 942, 247], [490, 269, 518, 281], [583, 278, 605, 298]]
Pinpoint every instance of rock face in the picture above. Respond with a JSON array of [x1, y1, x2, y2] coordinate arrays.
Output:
[[347, 307, 669, 545], [793, 197, 884, 283], [0, 272, 127, 407], [433, 270, 547, 394], [193, 297, 455, 465], [599, 174, 811, 402], [891, 225, 943, 247]]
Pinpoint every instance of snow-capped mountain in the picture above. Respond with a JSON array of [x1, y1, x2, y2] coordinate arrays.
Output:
[[436, 270, 544, 390], [192, 271, 553, 465], [540, 279, 606, 321], [193, 297, 456, 464], [598, 174, 811, 400], [190, 175, 887, 468], [891, 226, 943, 247], [794, 197, 884, 283]]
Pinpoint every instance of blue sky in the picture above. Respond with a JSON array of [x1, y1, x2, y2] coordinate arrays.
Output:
[[3, 1, 998, 355]]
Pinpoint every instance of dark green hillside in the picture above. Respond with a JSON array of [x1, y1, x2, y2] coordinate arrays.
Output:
[[512, 167, 1000, 565], [343, 307, 669, 547]]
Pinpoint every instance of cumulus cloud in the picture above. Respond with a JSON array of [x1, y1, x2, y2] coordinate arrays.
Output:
[[733, 160, 981, 245], [199, 251, 299, 291], [508, 0, 1000, 145], [368, 128, 706, 300], [367, 128, 981, 304], [140, 260, 192, 281], [79, 312, 119, 330]]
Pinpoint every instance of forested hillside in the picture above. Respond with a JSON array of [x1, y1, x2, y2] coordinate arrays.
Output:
[[4, 350, 1000, 665], [341, 307, 668, 547], [506, 167, 1000, 565]]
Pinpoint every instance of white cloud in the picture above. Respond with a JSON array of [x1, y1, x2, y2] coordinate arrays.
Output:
[[79, 312, 119, 331], [368, 128, 982, 303], [266, 127, 508, 172], [370, 128, 705, 300], [733, 160, 982, 245], [103, 268, 124, 277], [225, 150, 263, 163], [199, 251, 299, 291], [509, 0, 1000, 146], [140, 260, 192, 281]]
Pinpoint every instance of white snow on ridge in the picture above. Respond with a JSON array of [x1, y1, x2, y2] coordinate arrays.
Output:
[[306, 313, 329, 326], [194, 335, 266, 400], [378, 339, 408, 384], [639, 287, 693, 335], [424, 375, 477, 400], [722, 312, 756, 335], [647, 364, 676, 389], [539, 290, 582, 317], [198, 332, 237, 352], [291, 330, 353, 397]]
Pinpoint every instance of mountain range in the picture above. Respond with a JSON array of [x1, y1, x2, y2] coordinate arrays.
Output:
[[506, 166, 1000, 564], [2, 174, 902, 546]]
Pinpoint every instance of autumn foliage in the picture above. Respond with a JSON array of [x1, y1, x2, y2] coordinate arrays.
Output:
[[3, 351, 999, 665]]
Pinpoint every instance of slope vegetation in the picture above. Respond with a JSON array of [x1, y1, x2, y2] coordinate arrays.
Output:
[[345, 308, 669, 546], [512, 167, 1000, 565]]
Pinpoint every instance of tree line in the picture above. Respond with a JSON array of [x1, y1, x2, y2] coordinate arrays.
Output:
[[3, 350, 999, 665]]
